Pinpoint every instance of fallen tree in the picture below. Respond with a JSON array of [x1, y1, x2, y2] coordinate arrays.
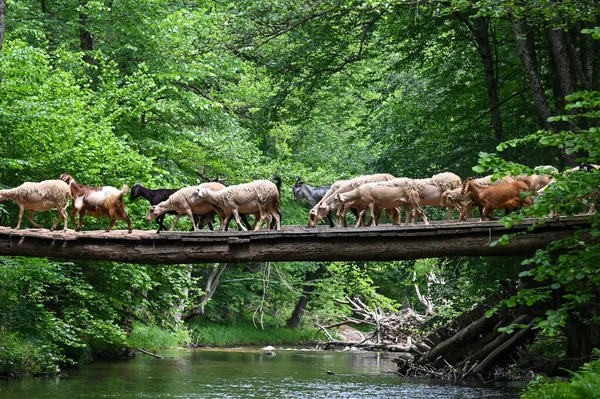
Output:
[[317, 294, 540, 381]]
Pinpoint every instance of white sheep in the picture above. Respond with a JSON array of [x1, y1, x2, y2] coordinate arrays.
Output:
[[315, 173, 396, 226], [541, 164, 599, 216], [440, 187, 471, 222], [308, 179, 349, 228], [193, 180, 281, 231], [516, 165, 559, 192], [407, 172, 463, 224], [382, 173, 462, 224], [146, 182, 225, 231], [0, 179, 71, 230], [337, 181, 424, 227]]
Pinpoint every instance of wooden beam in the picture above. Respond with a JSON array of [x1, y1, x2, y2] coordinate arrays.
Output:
[[0, 217, 590, 264]]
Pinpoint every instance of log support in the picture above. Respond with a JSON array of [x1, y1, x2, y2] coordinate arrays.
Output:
[[0, 217, 589, 264]]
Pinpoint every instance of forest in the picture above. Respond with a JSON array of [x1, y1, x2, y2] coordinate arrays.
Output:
[[0, 0, 599, 396]]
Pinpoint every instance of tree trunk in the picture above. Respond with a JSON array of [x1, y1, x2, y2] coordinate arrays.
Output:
[[286, 263, 327, 328], [184, 263, 228, 323], [417, 311, 501, 366], [286, 285, 314, 328], [79, 1, 94, 65], [563, 310, 600, 369], [0, 0, 6, 54], [173, 265, 193, 322], [548, 27, 581, 164], [510, 16, 554, 132], [456, 13, 504, 140], [548, 28, 578, 100], [592, 18, 600, 92]]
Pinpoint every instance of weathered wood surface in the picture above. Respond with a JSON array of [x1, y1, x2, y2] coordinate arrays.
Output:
[[0, 217, 590, 264]]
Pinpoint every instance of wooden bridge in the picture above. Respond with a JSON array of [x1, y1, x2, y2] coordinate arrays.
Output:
[[0, 217, 589, 264]]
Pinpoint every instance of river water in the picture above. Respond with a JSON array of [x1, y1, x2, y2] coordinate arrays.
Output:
[[1, 347, 525, 398]]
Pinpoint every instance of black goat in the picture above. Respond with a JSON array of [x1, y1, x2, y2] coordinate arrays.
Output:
[[130, 182, 209, 233]]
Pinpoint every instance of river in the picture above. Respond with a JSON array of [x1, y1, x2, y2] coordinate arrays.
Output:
[[0, 347, 526, 398]]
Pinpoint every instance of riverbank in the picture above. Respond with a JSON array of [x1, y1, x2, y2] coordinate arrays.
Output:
[[187, 322, 323, 347]]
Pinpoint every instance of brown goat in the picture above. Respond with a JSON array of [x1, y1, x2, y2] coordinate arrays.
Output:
[[60, 174, 132, 233], [463, 180, 532, 221]]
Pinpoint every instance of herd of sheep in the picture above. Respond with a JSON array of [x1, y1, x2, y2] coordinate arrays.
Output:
[[0, 164, 597, 233]]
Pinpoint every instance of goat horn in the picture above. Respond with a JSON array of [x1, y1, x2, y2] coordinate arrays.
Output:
[[134, 180, 142, 185]]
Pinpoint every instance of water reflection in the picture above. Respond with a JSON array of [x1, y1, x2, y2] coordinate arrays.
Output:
[[0, 347, 525, 398]]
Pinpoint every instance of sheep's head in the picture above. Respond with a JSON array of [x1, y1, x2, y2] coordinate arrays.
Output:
[[440, 191, 449, 205], [192, 188, 208, 204], [308, 207, 319, 228], [146, 206, 159, 222], [334, 193, 346, 207]]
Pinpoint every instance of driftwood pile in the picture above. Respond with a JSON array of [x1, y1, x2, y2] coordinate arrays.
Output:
[[317, 296, 537, 381], [315, 296, 428, 352]]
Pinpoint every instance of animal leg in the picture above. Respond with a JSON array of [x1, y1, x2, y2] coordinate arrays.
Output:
[[27, 209, 42, 228], [254, 208, 268, 231], [120, 209, 132, 233], [233, 210, 248, 231], [271, 209, 281, 230], [336, 207, 344, 227], [241, 213, 253, 230], [106, 218, 117, 232], [57, 206, 69, 231], [15, 205, 26, 229], [326, 212, 335, 227], [355, 208, 367, 228], [369, 204, 377, 226], [480, 207, 487, 222], [170, 214, 183, 231], [186, 209, 197, 231], [403, 205, 411, 225], [70, 208, 79, 226], [412, 204, 428, 225], [221, 214, 233, 231], [156, 214, 167, 232], [77, 210, 86, 232], [373, 206, 383, 226], [50, 208, 62, 231]]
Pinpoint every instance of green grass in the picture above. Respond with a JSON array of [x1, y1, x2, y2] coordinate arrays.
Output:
[[190, 322, 323, 347], [0, 327, 62, 377], [127, 323, 190, 353], [521, 357, 600, 399]]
